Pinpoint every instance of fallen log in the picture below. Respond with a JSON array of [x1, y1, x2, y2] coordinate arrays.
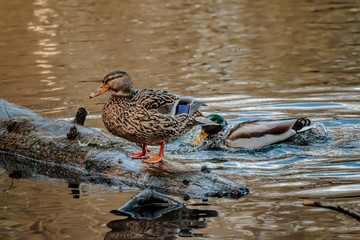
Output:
[[0, 99, 249, 200]]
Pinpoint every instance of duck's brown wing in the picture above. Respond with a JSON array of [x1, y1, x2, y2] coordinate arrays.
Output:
[[132, 89, 205, 116], [132, 89, 179, 112]]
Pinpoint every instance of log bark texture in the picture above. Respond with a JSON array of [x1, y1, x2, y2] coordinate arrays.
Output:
[[0, 99, 249, 200]]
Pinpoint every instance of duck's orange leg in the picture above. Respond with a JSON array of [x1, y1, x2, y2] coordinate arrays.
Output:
[[143, 141, 165, 163], [127, 144, 149, 159]]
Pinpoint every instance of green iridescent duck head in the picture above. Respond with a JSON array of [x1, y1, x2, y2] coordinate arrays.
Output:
[[194, 114, 228, 146]]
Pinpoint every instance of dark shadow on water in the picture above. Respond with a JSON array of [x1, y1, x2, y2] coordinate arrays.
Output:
[[8, 170, 31, 179], [7, 169, 82, 199], [105, 207, 219, 240], [68, 181, 80, 199]]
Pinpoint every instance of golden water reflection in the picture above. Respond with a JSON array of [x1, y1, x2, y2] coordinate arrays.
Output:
[[27, 0, 63, 114], [0, 0, 359, 119]]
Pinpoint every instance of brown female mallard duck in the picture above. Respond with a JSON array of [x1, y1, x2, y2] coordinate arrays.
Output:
[[194, 114, 313, 149], [89, 70, 212, 163]]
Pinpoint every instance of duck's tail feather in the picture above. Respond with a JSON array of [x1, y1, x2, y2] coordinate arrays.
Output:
[[170, 96, 206, 116], [189, 100, 206, 115], [292, 118, 313, 133]]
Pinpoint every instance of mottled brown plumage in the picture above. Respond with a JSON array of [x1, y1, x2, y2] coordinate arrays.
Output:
[[89, 70, 207, 163], [102, 92, 198, 146]]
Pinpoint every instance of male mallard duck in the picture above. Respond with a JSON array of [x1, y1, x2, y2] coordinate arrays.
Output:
[[89, 70, 212, 163], [194, 114, 313, 149]]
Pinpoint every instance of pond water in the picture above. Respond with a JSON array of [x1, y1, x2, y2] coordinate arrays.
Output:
[[1, 0, 360, 239]]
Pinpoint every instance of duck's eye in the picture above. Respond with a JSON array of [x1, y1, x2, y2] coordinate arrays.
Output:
[[209, 116, 216, 122]]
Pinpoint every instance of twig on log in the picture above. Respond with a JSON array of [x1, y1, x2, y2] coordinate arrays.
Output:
[[303, 200, 360, 222], [3, 100, 13, 123], [3, 101, 18, 132]]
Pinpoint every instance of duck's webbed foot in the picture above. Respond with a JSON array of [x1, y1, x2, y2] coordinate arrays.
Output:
[[143, 156, 163, 163], [143, 141, 165, 164], [127, 145, 149, 159]]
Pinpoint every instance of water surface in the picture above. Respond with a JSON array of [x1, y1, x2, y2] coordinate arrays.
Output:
[[1, 0, 360, 239]]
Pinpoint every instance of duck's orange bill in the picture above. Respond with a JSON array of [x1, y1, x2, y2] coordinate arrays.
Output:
[[89, 84, 109, 98]]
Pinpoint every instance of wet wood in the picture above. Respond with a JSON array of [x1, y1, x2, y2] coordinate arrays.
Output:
[[303, 200, 360, 221], [0, 99, 249, 200]]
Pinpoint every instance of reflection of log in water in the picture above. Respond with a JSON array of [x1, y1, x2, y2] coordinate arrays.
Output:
[[0, 99, 249, 200], [105, 207, 218, 240]]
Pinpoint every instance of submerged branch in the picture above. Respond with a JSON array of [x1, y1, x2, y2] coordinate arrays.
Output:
[[303, 200, 360, 222]]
